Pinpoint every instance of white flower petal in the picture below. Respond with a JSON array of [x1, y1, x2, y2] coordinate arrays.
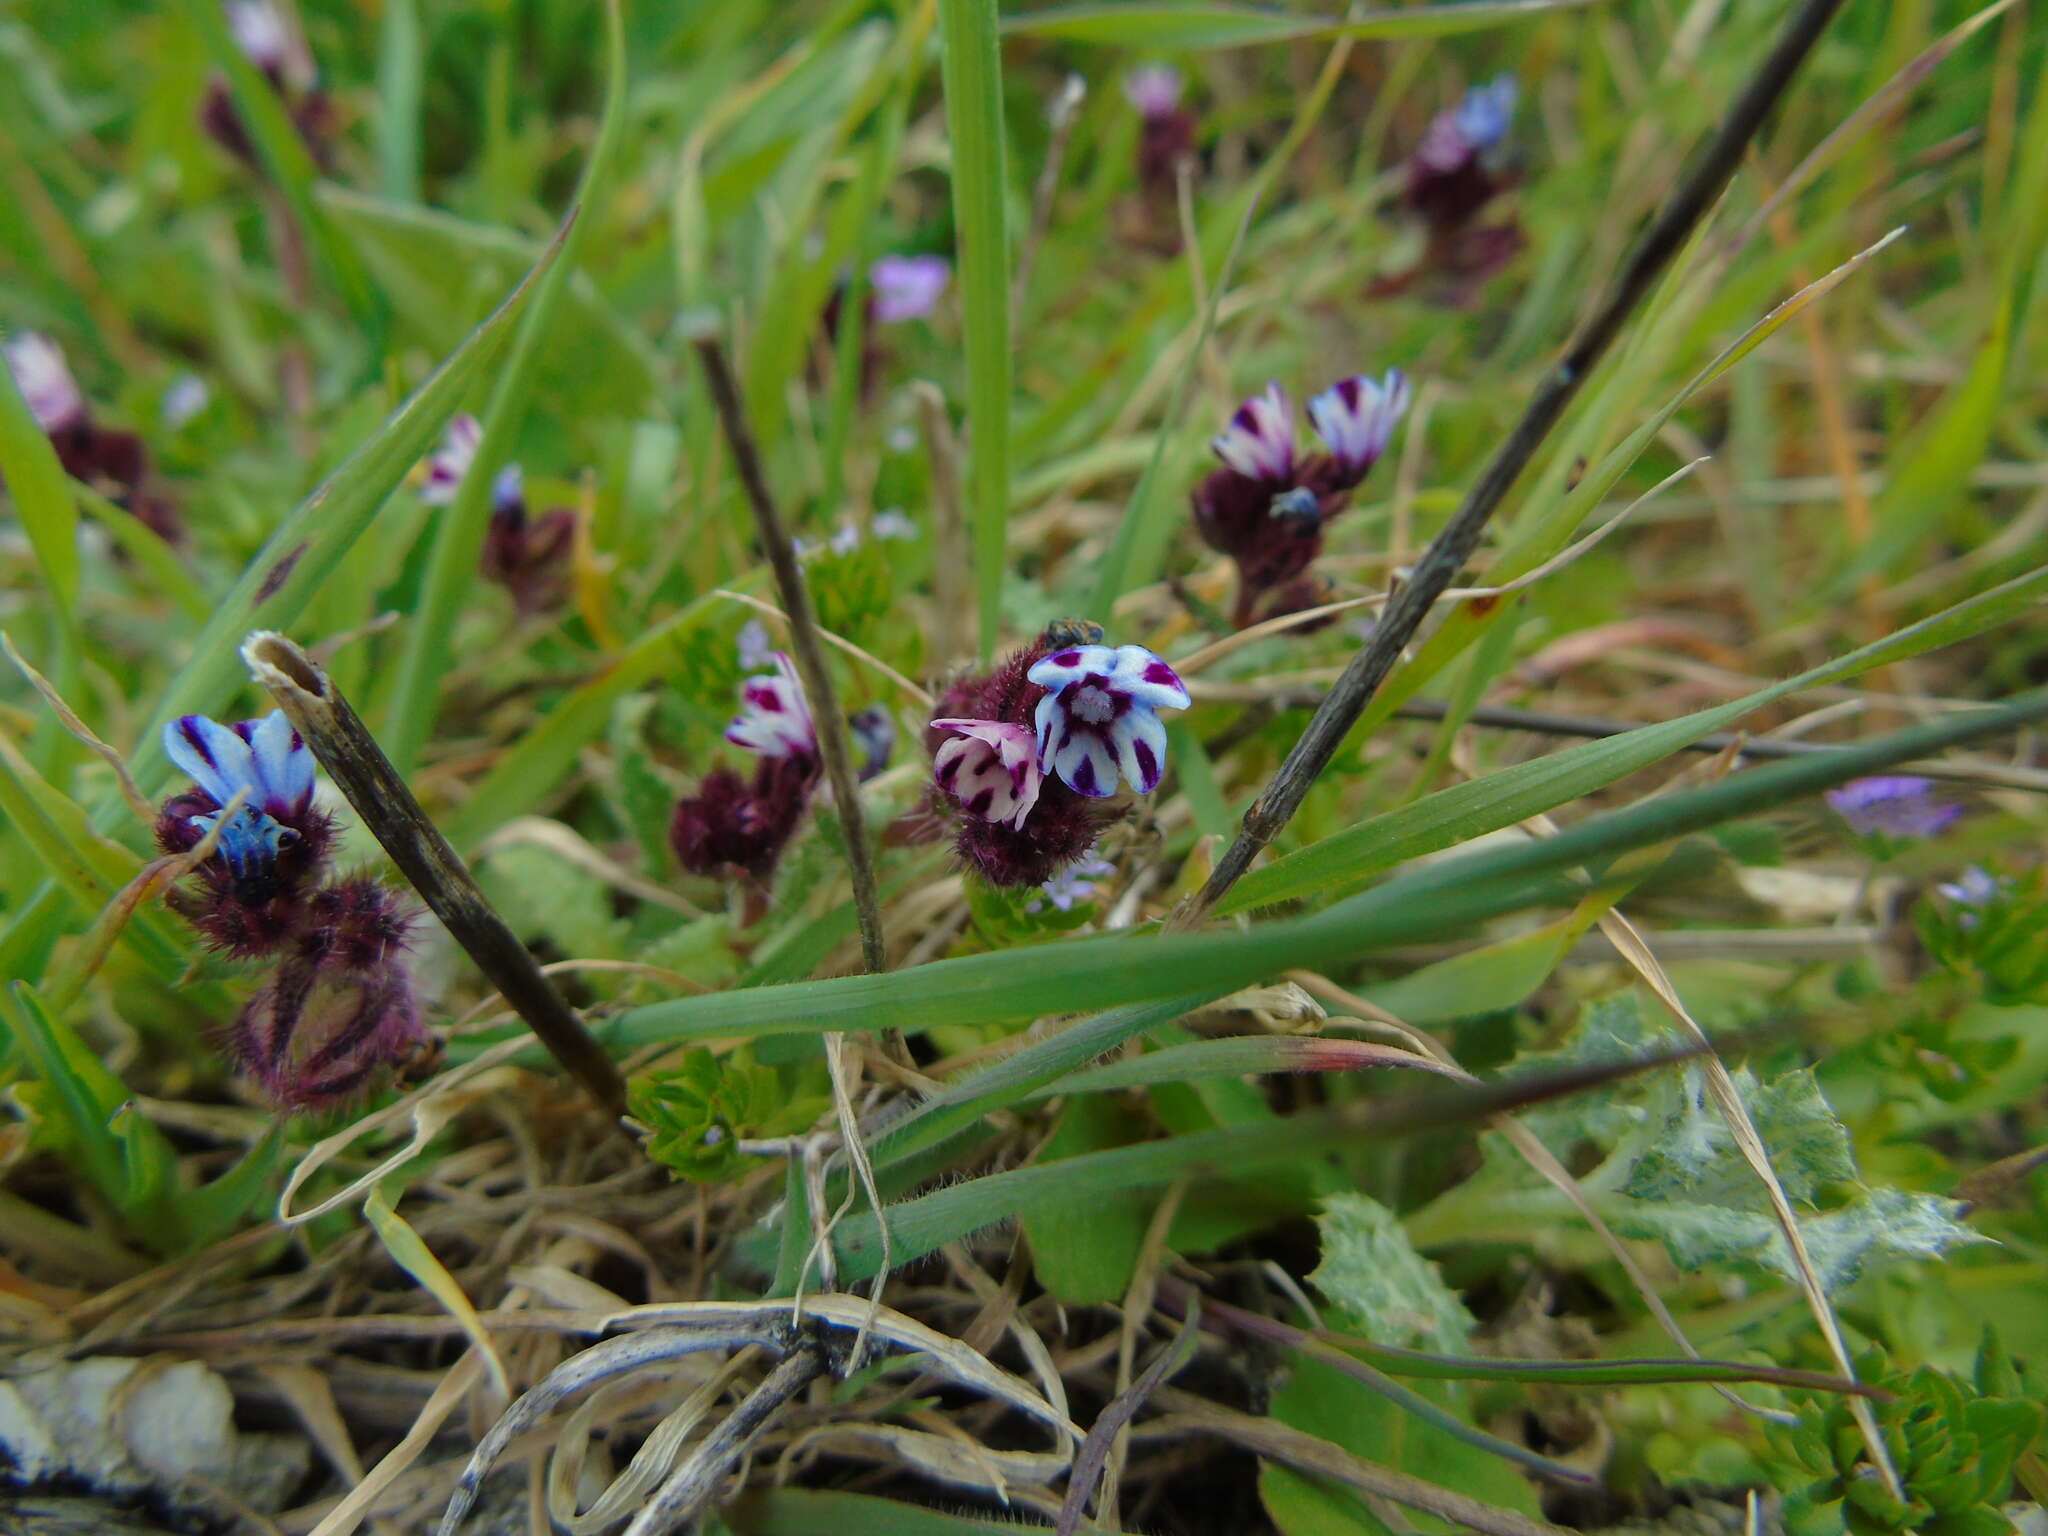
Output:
[[165, 715, 258, 808], [1210, 382, 1293, 481], [1051, 728, 1119, 799], [1112, 708, 1170, 795], [726, 653, 816, 760], [1027, 643, 1117, 693], [244, 709, 313, 818]]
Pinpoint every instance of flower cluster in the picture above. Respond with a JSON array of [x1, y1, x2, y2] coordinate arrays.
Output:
[[1826, 776, 1965, 843], [1119, 66, 1198, 250], [420, 415, 579, 615], [927, 624, 1189, 888], [1372, 75, 1524, 304], [4, 332, 182, 544], [669, 654, 823, 889], [156, 712, 429, 1108], [1192, 373, 1410, 626], [200, 0, 337, 172]]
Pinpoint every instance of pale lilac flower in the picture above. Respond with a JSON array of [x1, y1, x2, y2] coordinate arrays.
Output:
[[490, 462, 525, 516], [1028, 643, 1190, 798], [869, 254, 951, 324], [872, 507, 917, 541], [162, 374, 210, 429], [1123, 65, 1184, 120], [1031, 849, 1118, 913], [419, 414, 481, 506], [1455, 74, 1517, 152], [1211, 382, 1294, 482], [1937, 866, 2004, 908], [1826, 776, 1963, 839], [726, 653, 816, 761], [933, 719, 1043, 831], [226, 0, 314, 89], [1307, 370, 1410, 480], [3, 331, 86, 434], [736, 618, 775, 672], [829, 518, 863, 556]]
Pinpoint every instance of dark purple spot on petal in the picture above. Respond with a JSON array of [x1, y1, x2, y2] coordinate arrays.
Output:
[[1144, 661, 1180, 688], [1071, 758, 1098, 796], [1133, 740, 1158, 786], [967, 788, 994, 817], [1051, 649, 1082, 667]]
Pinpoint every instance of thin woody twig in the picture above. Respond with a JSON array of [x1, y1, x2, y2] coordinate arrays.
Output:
[[687, 326, 888, 981], [240, 630, 628, 1123], [1178, 0, 1852, 928]]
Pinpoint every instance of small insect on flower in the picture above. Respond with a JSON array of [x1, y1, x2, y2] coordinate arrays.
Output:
[[868, 253, 951, 324], [1826, 776, 1965, 841], [1028, 644, 1191, 798]]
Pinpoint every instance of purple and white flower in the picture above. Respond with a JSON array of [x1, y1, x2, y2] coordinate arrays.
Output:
[[3, 331, 86, 434], [164, 710, 318, 885], [1211, 382, 1294, 482], [1027, 643, 1190, 798], [869, 254, 951, 324], [933, 719, 1043, 830], [419, 414, 482, 505], [1123, 65, 1184, 121], [490, 462, 525, 517], [1826, 776, 1963, 840], [851, 705, 896, 781], [1307, 370, 1410, 481], [726, 653, 817, 762]]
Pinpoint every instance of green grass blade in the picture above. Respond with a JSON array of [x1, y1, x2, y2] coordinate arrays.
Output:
[[179, 0, 384, 339], [728, 1489, 1143, 1536], [1003, 0, 1611, 47], [440, 587, 739, 852], [1220, 557, 2048, 914], [381, 0, 628, 776], [376, 0, 424, 203], [935, 0, 1012, 659], [0, 335, 80, 627], [123, 223, 573, 800], [601, 686, 2048, 1053]]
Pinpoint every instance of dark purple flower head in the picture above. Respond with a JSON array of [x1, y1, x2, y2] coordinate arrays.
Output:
[[1375, 76, 1523, 304], [479, 464, 576, 615], [1826, 776, 1964, 840], [669, 658, 824, 890], [1193, 373, 1409, 626], [1126, 65, 1198, 204], [3, 333, 185, 544], [229, 952, 427, 1109]]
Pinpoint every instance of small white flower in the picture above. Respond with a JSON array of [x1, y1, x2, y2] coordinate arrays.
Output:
[[3, 331, 86, 434], [162, 373, 210, 430], [736, 618, 775, 672], [872, 508, 917, 541]]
